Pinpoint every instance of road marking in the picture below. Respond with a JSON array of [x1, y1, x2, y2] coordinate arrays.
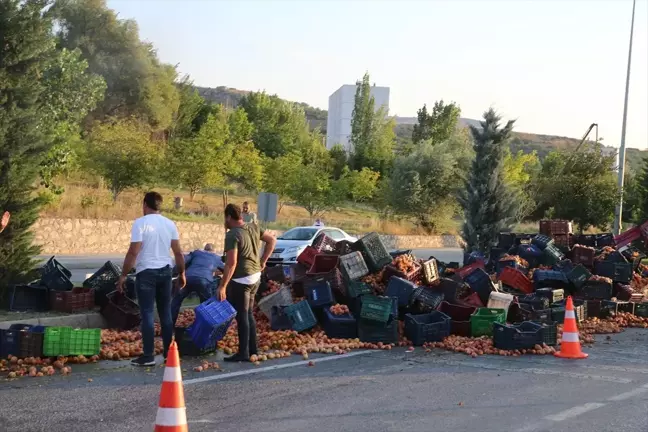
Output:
[[607, 383, 648, 401], [427, 358, 633, 383], [544, 402, 606, 422], [183, 350, 373, 385]]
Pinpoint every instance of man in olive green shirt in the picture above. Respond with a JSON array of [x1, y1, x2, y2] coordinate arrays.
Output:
[[218, 203, 276, 362]]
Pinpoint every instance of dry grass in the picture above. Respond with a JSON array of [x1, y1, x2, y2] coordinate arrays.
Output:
[[39, 181, 425, 235]]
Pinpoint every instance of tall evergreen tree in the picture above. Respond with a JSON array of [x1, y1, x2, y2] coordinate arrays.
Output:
[[636, 156, 648, 222], [0, 0, 59, 293], [460, 109, 518, 253], [349, 72, 394, 174]]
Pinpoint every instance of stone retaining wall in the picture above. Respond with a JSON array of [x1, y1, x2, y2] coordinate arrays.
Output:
[[32, 218, 464, 255]]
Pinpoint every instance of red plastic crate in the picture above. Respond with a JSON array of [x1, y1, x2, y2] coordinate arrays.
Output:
[[312, 233, 337, 252], [553, 234, 573, 249], [614, 226, 641, 248], [572, 245, 596, 267], [457, 261, 485, 280], [307, 254, 340, 274], [458, 292, 484, 308], [539, 220, 572, 235], [499, 267, 534, 294], [297, 246, 318, 268]]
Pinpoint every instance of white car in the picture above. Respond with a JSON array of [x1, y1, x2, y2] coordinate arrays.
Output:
[[267, 226, 358, 266]]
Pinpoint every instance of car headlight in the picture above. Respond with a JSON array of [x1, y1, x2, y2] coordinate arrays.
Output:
[[285, 246, 304, 255]]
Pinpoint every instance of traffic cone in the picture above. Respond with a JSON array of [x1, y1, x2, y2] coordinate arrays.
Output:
[[155, 341, 188, 431], [554, 296, 588, 359]]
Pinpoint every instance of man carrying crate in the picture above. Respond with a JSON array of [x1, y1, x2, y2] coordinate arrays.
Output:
[[116, 192, 186, 367], [217, 203, 276, 362], [171, 243, 224, 326]]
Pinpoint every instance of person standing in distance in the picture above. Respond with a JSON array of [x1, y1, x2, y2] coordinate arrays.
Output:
[[218, 203, 276, 362], [116, 192, 186, 367], [242, 201, 258, 224]]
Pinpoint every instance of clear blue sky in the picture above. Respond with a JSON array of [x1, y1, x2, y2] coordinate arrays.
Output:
[[107, 0, 648, 150]]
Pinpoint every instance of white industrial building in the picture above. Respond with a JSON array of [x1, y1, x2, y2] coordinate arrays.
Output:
[[326, 84, 390, 151]]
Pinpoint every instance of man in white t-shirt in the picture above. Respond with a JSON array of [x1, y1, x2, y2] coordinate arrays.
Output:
[[116, 192, 186, 367]]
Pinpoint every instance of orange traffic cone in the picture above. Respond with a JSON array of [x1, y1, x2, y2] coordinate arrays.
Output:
[[155, 341, 188, 431], [554, 296, 588, 360]]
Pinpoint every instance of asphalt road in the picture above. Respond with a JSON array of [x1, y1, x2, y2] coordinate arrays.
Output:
[[2, 329, 648, 432], [39, 248, 464, 283]]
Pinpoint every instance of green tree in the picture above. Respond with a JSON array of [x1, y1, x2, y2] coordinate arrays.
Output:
[[288, 164, 344, 217], [239, 91, 310, 158], [86, 118, 160, 200], [388, 139, 465, 233], [170, 78, 209, 140], [349, 73, 394, 174], [262, 153, 302, 213], [503, 149, 541, 223], [621, 169, 640, 223], [536, 147, 619, 232], [636, 157, 648, 222], [460, 109, 518, 253], [52, 0, 180, 130], [0, 0, 82, 293], [39, 48, 106, 192], [340, 167, 380, 202], [412, 100, 461, 145], [329, 144, 348, 179]]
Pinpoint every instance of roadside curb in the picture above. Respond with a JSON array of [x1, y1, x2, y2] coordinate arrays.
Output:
[[0, 305, 195, 330]]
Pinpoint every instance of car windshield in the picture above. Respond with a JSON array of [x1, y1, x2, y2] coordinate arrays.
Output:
[[278, 228, 319, 241]]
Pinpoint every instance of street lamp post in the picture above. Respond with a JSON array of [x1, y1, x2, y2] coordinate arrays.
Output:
[[613, 0, 637, 235]]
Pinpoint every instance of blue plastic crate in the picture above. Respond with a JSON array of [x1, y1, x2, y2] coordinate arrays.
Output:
[[187, 299, 237, 349], [464, 269, 494, 306], [385, 277, 417, 307], [322, 308, 357, 339], [404, 311, 451, 346], [0, 326, 25, 358], [304, 281, 334, 308], [518, 244, 543, 268], [493, 321, 544, 350], [595, 261, 633, 284], [357, 318, 399, 344], [531, 235, 554, 250]]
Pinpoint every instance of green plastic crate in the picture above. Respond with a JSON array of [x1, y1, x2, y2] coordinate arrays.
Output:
[[347, 281, 372, 298], [360, 295, 393, 323], [634, 303, 648, 318], [542, 244, 565, 266], [69, 328, 101, 356], [470, 308, 506, 337], [43, 326, 72, 357]]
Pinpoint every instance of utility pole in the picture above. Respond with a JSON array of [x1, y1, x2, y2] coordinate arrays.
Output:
[[613, 0, 636, 236]]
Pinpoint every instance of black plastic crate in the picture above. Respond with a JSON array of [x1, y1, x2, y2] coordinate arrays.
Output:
[[575, 234, 597, 247], [347, 281, 372, 299], [552, 299, 587, 322], [39, 256, 72, 279], [585, 300, 614, 319], [507, 303, 552, 324], [621, 248, 646, 271], [533, 270, 568, 289], [390, 249, 413, 259], [517, 294, 550, 311], [84, 261, 122, 306], [353, 232, 392, 273], [493, 321, 544, 350], [9, 284, 49, 312], [518, 244, 544, 268], [411, 287, 444, 313], [464, 268, 494, 306], [101, 291, 141, 330], [634, 303, 648, 318], [498, 232, 517, 249], [270, 305, 293, 331], [567, 265, 592, 290], [596, 233, 615, 247], [435, 277, 463, 303], [40, 257, 73, 292], [304, 281, 334, 308], [534, 288, 564, 305], [339, 252, 369, 281], [578, 280, 613, 300], [553, 259, 574, 275], [404, 311, 451, 346], [322, 309, 357, 339], [595, 261, 633, 284], [603, 251, 629, 264], [175, 327, 215, 357], [0, 326, 22, 357], [535, 321, 558, 346], [385, 277, 417, 307], [601, 300, 635, 315], [357, 318, 398, 344]]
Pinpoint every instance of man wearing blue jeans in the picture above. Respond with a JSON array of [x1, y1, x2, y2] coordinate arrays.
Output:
[[116, 192, 186, 367], [171, 243, 224, 326]]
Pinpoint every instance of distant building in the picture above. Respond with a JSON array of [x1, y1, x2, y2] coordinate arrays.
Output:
[[326, 84, 390, 151]]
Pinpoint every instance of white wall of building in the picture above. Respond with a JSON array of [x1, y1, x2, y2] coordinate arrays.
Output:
[[326, 84, 390, 152]]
